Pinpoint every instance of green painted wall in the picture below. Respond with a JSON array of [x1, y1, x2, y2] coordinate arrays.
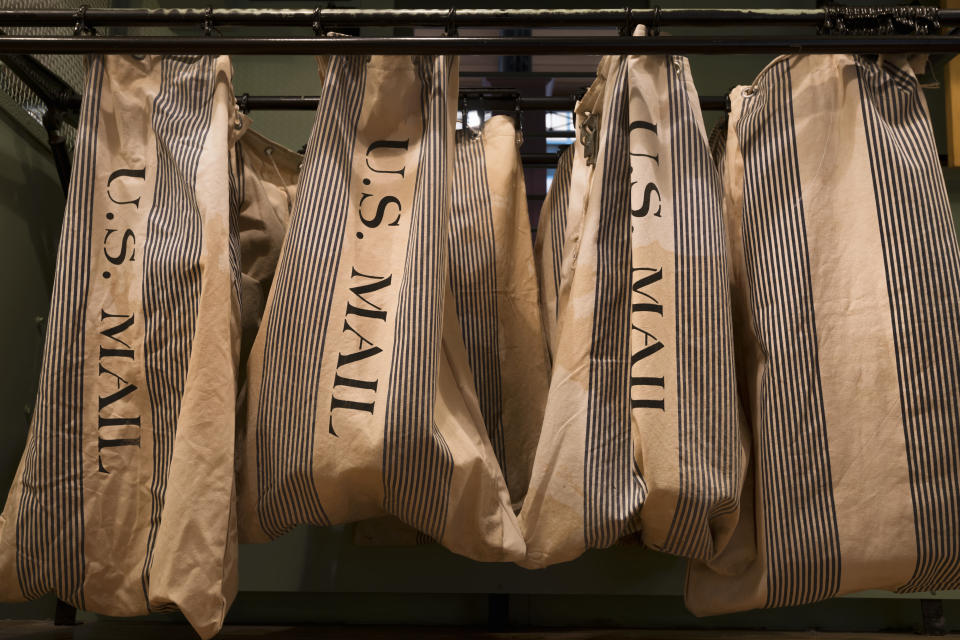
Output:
[[0, 0, 959, 631]]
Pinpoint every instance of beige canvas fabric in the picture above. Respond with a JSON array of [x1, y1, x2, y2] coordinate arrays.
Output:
[[448, 115, 550, 508], [535, 114, 593, 361], [238, 54, 523, 563], [535, 144, 573, 358], [686, 54, 960, 616], [0, 54, 240, 639], [519, 34, 746, 569], [229, 124, 301, 373]]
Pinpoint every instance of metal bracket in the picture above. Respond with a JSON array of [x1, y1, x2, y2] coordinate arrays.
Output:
[[921, 598, 947, 636], [201, 6, 219, 37], [53, 599, 78, 626], [619, 6, 635, 37], [443, 7, 458, 37], [312, 7, 325, 37], [650, 5, 662, 37], [73, 5, 96, 37]]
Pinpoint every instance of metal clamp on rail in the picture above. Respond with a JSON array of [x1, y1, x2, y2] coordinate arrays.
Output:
[[444, 7, 458, 37], [619, 7, 635, 37], [201, 6, 220, 37], [650, 5, 662, 37], [312, 7, 325, 37], [820, 5, 942, 36], [73, 4, 96, 36]]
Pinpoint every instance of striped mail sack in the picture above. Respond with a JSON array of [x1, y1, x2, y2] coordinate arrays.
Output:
[[519, 45, 745, 569], [686, 54, 960, 616], [230, 125, 300, 371], [449, 115, 550, 508], [534, 112, 594, 361], [238, 54, 523, 563], [353, 115, 549, 544], [534, 144, 573, 358], [0, 54, 241, 639]]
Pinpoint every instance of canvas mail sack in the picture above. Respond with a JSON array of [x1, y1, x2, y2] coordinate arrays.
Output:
[[686, 53, 960, 616], [448, 115, 550, 508], [229, 124, 301, 373], [519, 37, 747, 569], [238, 54, 523, 562], [535, 144, 573, 359], [0, 54, 241, 639], [534, 113, 594, 361]]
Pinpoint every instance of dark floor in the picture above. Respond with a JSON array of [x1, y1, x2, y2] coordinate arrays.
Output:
[[1, 623, 959, 640]]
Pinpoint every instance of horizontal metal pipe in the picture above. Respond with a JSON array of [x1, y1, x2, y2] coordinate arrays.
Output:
[[2, 35, 959, 55], [59, 92, 728, 113], [5, 7, 945, 29], [520, 153, 564, 166], [230, 95, 728, 112]]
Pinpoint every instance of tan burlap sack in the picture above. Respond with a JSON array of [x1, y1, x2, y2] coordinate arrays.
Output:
[[449, 115, 550, 508], [238, 54, 523, 562], [229, 124, 301, 374], [534, 144, 573, 358], [534, 115, 594, 361], [519, 36, 746, 569], [0, 54, 240, 639], [687, 54, 960, 615]]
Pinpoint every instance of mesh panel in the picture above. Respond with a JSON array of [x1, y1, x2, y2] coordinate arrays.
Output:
[[0, 0, 107, 146]]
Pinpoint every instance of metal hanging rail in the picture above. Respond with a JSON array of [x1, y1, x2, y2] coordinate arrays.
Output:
[[2, 35, 960, 55], [0, 6, 955, 29]]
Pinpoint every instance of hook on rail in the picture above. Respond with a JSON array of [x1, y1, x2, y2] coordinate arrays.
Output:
[[650, 5, 662, 36], [312, 7, 325, 37], [619, 7, 635, 37], [201, 6, 219, 37], [73, 4, 96, 37], [444, 7, 458, 37]]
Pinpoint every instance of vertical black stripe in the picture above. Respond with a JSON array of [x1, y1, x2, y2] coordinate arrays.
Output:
[[139, 55, 218, 605], [15, 54, 104, 609], [738, 59, 841, 607], [583, 57, 646, 548], [856, 56, 960, 593], [382, 55, 455, 541], [660, 57, 741, 561], [253, 56, 366, 538]]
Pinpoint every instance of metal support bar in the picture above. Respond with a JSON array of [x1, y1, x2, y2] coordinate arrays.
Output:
[[0, 7, 956, 30], [0, 31, 79, 127], [487, 594, 509, 631], [521, 153, 565, 167], [2, 35, 960, 56], [53, 598, 77, 626], [921, 599, 947, 636], [176, 94, 731, 114], [55, 90, 727, 114]]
